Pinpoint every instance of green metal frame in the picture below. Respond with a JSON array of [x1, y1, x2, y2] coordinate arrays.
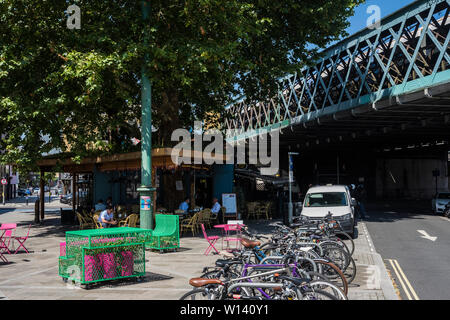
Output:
[[146, 214, 180, 250], [58, 227, 152, 285]]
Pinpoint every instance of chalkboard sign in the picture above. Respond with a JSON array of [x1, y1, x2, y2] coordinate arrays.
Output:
[[222, 193, 237, 219]]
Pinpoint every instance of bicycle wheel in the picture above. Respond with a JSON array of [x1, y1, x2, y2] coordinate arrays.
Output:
[[200, 269, 222, 279], [307, 280, 348, 300], [320, 239, 352, 257], [180, 288, 218, 300], [342, 256, 357, 285], [298, 288, 338, 300], [313, 259, 348, 295], [319, 244, 350, 271], [337, 232, 355, 256]]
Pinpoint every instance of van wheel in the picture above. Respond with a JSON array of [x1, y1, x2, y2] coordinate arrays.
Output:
[[348, 228, 355, 239]]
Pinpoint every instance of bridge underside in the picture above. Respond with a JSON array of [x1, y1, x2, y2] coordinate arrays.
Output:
[[278, 82, 450, 152], [275, 82, 450, 200]]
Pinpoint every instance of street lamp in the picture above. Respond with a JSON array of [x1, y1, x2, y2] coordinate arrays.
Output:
[[137, 0, 156, 230], [288, 152, 299, 225]]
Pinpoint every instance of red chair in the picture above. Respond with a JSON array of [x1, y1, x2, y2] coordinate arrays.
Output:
[[12, 224, 31, 254], [0, 223, 16, 254], [201, 224, 220, 255]]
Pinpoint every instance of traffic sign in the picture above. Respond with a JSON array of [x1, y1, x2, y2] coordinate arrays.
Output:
[[1, 179, 7, 185]]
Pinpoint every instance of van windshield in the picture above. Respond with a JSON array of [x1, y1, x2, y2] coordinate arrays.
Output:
[[304, 192, 348, 207]]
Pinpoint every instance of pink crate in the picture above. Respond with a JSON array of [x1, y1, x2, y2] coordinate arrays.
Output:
[[99, 253, 117, 279], [84, 255, 102, 282], [120, 251, 134, 277], [60, 242, 66, 256]]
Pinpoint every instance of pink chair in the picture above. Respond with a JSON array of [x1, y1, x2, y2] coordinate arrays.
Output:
[[12, 224, 31, 254], [201, 224, 220, 255], [0, 223, 17, 254]]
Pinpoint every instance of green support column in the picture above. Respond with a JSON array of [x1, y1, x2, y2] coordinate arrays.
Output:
[[137, 0, 156, 230]]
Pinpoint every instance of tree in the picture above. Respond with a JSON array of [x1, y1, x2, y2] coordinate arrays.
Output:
[[0, 0, 364, 171]]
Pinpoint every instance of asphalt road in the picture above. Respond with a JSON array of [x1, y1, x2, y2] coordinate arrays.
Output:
[[364, 201, 450, 300]]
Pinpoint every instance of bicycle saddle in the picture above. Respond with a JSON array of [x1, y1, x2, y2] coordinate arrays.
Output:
[[240, 238, 261, 248], [215, 259, 242, 268], [189, 278, 222, 288]]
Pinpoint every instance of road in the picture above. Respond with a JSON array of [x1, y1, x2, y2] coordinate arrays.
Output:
[[364, 201, 450, 300], [0, 194, 71, 215]]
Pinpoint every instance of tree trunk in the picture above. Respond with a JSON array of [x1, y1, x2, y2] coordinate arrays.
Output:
[[40, 170, 45, 221], [157, 90, 181, 147]]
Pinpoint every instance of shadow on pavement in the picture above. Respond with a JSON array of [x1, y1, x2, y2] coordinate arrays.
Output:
[[362, 200, 435, 224], [84, 272, 173, 290]]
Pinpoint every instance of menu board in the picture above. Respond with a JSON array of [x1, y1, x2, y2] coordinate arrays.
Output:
[[222, 193, 237, 215]]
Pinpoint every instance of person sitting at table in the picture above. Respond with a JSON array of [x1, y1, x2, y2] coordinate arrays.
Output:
[[98, 206, 117, 228], [94, 199, 107, 212], [211, 197, 222, 222], [178, 197, 190, 215]]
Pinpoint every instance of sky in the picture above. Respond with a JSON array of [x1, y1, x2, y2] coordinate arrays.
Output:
[[345, 0, 416, 36]]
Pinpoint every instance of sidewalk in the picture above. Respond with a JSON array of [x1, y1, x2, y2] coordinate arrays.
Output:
[[0, 208, 398, 300], [242, 219, 399, 300], [347, 220, 398, 300]]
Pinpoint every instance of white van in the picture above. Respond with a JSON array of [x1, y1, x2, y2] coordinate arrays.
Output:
[[300, 185, 356, 238]]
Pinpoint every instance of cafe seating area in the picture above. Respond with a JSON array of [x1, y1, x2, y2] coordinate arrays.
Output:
[[76, 208, 140, 230], [244, 201, 274, 220]]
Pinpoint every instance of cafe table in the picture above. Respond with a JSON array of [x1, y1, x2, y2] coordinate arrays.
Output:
[[213, 223, 245, 251]]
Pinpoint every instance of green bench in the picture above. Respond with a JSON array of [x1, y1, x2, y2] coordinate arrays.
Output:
[[146, 214, 180, 251]]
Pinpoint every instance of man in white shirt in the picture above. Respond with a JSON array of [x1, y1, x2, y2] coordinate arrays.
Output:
[[98, 206, 117, 228]]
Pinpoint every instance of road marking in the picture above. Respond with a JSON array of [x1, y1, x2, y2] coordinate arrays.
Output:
[[388, 259, 412, 300], [417, 230, 437, 242], [393, 259, 420, 300], [387, 259, 419, 300], [361, 222, 375, 253]]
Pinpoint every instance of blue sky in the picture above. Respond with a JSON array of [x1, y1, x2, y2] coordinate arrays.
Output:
[[345, 0, 415, 35]]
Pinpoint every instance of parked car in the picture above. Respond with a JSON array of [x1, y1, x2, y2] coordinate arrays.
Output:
[[17, 189, 27, 196], [300, 185, 356, 238], [60, 193, 73, 205], [33, 187, 40, 195], [432, 192, 450, 214]]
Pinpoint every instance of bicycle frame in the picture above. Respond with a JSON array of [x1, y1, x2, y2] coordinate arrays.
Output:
[[240, 263, 302, 299]]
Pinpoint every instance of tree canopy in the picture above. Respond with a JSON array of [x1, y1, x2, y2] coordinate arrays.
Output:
[[0, 0, 364, 172]]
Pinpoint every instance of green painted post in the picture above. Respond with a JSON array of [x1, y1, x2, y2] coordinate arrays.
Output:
[[137, 0, 156, 230]]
